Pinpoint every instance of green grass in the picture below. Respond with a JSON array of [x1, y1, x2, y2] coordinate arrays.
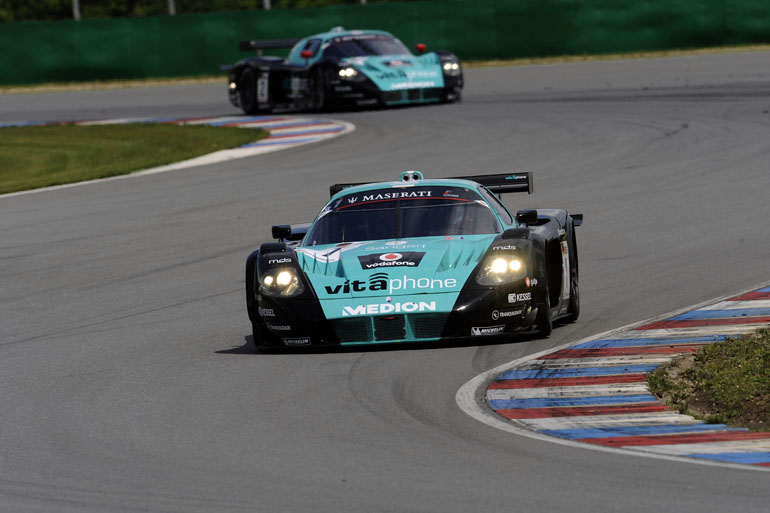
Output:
[[648, 329, 770, 431], [0, 123, 267, 194]]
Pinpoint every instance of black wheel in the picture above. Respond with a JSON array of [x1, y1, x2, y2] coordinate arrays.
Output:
[[565, 219, 580, 322], [239, 67, 261, 115], [251, 318, 280, 353], [535, 299, 553, 338], [442, 87, 462, 103], [311, 68, 328, 112]]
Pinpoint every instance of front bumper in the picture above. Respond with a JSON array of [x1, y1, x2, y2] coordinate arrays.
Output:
[[257, 283, 538, 347]]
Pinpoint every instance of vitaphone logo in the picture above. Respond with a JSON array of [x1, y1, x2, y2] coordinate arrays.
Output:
[[324, 273, 457, 295], [358, 252, 425, 269], [342, 301, 437, 317]]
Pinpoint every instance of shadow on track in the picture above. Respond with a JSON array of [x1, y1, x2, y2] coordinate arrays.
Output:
[[216, 328, 558, 356]]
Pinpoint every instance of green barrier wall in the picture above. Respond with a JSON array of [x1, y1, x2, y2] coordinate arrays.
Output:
[[1, 0, 769, 85]]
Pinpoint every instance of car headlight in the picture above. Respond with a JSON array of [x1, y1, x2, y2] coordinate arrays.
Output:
[[260, 268, 305, 297], [477, 256, 526, 286], [338, 67, 359, 79], [442, 61, 461, 76]]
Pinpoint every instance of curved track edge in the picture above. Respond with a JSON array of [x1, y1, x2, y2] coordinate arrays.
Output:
[[0, 115, 355, 199], [457, 280, 770, 472]]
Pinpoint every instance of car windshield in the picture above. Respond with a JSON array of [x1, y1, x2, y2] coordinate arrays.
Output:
[[324, 35, 410, 58], [304, 186, 501, 246]]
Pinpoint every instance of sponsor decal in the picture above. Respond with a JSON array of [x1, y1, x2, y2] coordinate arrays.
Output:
[[364, 243, 425, 251], [359, 252, 425, 269], [525, 277, 538, 288], [360, 191, 433, 202], [380, 253, 402, 262], [266, 324, 291, 331], [385, 241, 409, 246], [267, 257, 292, 265], [508, 292, 532, 303], [283, 337, 311, 346], [505, 174, 528, 181], [392, 81, 437, 90], [342, 301, 436, 316], [471, 325, 505, 336], [258, 307, 275, 317], [492, 309, 523, 320], [443, 190, 460, 198], [325, 274, 457, 295], [492, 245, 517, 251]]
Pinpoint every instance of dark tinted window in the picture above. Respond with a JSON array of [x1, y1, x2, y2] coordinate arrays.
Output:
[[478, 186, 514, 224], [305, 186, 501, 245], [322, 35, 410, 59]]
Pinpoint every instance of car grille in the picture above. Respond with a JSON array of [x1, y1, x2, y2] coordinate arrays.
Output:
[[374, 316, 406, 341], [331, 318, 370, 343], [410, 313, 449, 339], [330, 313, 448, 343], [382, 88, 443, 105]]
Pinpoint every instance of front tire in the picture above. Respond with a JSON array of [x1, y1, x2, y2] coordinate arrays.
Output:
[[565, 219, 580, 322], [252, 318, 280, 353], [239, 67, 261, 115], [311, 68, 329, 112], [534, 279, 553, 338]]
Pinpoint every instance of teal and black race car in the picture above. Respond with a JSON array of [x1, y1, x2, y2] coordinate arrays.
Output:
[[225, 27, 463, 113], [245, 171, 583, 350]]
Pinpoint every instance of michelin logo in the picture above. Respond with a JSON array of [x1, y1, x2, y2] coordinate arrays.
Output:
[[342, 301, 436, 317], [471, 325, 505, 336]]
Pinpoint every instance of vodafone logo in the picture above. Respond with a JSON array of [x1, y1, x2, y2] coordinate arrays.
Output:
[[359, 251, 425, 269], [385, 241, 408, 246]]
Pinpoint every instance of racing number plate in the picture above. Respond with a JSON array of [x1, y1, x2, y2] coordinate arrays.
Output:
[[257, 73, 269, 103]]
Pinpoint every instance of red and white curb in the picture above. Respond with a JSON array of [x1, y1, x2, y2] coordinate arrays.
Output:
[[0, 115, 354, 198], [457, 285, 770, 471]]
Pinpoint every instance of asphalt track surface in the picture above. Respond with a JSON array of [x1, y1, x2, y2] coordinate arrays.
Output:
[[2, 52, 770, 512]]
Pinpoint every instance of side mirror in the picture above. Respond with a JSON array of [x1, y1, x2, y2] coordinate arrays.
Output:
[[515, 209, 538, 226], [502, 227, 529, 240], [272, 225, 292, 240], [415, 43, 427, 54]]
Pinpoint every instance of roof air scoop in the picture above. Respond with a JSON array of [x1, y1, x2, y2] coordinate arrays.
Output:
[[400, 170, 424, 182]]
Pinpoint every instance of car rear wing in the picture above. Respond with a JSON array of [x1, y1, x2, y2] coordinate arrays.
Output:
[[239, 38, 302, 55], [454, 172, 533, 195], [329, 171, 533, 198]]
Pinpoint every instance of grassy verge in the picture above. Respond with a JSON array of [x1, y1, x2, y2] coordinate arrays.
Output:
[[648, 328, 770, 431], [0, 124, 266, 194]]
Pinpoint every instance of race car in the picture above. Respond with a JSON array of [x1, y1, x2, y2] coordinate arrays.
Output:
[[224, 27, 463, 113], [245, 171, 583, 350]]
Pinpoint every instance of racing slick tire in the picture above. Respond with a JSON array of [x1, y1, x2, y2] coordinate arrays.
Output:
[[310, 68, 329, 112], [565, 219, 580, 322], [251, 318, 281, 353], [238, 67, 262, 115], [535, 282, 553, 338]]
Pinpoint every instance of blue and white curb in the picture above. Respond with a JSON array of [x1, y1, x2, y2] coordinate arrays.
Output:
[[0, 115, 354, 198], [457, 285, 770, 470]]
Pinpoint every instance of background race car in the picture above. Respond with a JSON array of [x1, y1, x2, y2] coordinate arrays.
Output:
[[245, 171, 582, 350], [224, 27, 463, 113]]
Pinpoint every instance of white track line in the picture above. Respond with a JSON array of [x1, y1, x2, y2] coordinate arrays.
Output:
[[456, 279, 770, 472]]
